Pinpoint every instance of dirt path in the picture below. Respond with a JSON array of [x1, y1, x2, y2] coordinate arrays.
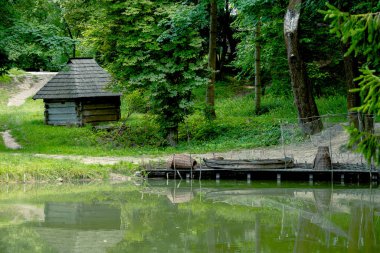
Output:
[[7, 72, 56, 107], [2, 72, 56, 149], [1, 130, 22, 150]]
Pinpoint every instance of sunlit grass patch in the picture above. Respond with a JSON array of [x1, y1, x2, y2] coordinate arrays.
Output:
[[0, 153, 137, 182]]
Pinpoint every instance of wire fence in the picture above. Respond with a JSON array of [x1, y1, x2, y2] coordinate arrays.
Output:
[[142, 114, 379, 171]]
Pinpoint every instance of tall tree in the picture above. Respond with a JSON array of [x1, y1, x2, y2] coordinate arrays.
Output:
[[254, 20, 262, 114], [206, 0, 217, 119], [86, 1, 206, 146], [284, 0, 322, 135], [323, 3, 380, 164], [218, 0, 237, 78]]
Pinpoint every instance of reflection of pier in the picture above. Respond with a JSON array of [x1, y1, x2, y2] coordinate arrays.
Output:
[[144, 182, 380, 252], [35, 202, 123, 253], [202, 187, 380, 252]]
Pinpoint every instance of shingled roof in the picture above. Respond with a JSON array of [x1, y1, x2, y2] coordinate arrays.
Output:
[[33, 58, 120, 100]]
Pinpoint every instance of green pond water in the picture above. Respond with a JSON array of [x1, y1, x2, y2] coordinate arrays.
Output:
[[0, 180, 379, 253]]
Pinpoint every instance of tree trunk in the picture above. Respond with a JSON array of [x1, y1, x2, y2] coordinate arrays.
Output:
[[284, 0, 322, 135], [166, 127, 178, 147], [254, 21, 262, 115], [342, 43, 360, 128], [63, 17, 76, 58], [217, 0, 237, 80], [206, 0, 217, 119]]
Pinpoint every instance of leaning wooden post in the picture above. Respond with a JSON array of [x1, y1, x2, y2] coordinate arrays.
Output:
[[284, 0, 322, 135]]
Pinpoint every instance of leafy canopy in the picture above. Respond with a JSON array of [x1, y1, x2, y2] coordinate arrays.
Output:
[[85, 0, 207, 141]]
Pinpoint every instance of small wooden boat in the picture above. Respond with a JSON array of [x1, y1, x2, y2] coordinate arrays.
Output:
[[203, 157, 294, 170]]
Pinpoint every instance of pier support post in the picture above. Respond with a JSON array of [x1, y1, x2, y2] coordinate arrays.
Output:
[[372, 174, 378, 184], [277, 174, 281, 185], [309, 174, 313, 185], [247, 173, 251, 184]]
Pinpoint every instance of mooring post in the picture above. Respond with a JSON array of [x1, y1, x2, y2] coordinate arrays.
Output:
[[277, 173, 281, 184], [173, 154, 176, 180], [198, 158, 202, 181], [247, 173, 251, 184], [186, 173, 190, 183], [189, 153, 193, 181], [372, 174, 378, 183], [341, 174, 344, 185], [309, 174, 313, 185], [216, 173, 220, 183]]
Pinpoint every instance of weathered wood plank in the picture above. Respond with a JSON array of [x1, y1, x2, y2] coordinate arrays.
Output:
[[49, 114, 79, 121], [82, 103, 118, 110], [46, 102, 76, 109], [48, 107, 77, 115], [82, 109, 119, 116], [83, 114, 119, 123]]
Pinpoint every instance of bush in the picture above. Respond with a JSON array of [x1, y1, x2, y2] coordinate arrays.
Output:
[[93, 117, 166, 148], [121, 90, 149, 119]]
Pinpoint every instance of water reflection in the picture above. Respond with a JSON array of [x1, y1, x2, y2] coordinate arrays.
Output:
[[0, 181, 379, 252]]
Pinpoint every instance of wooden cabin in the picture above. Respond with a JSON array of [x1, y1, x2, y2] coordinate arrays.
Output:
[[33, 58, 121, 126]]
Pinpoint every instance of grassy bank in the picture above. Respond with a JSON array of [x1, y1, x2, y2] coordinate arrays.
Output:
[[0, 73, 351, 157], [0, 152, 137, 182]]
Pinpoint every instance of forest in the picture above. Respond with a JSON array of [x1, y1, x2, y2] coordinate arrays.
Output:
[[0, 0, 379, 165]]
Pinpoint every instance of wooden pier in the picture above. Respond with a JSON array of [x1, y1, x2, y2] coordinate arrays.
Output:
[[142, 163, 379, 184]]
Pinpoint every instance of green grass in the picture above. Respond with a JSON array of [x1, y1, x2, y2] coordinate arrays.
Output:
[[0, 68, 26, 88], [0, 76, 352, 157], [0, 152, 137, 182]]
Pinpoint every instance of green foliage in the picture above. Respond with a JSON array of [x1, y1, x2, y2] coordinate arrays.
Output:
[[86, 1, 207, 141], [347, 127, 380, 165], [122, 90, 148, 119], [323, 3, 380, 164], [232, 0, 290, 91], [353, 68, 380, 115], [94, 117, 166, 148], [182, 114, 230, 141], [347, 68, 380, 165], [0, 0, 74, 71], [0, 75, 12, 85], [322, 3, 380, 68], [1, 21, 72, 70]]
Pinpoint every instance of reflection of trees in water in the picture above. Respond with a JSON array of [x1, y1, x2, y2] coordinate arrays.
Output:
[[348, 203, 377, 252], [1, 183, 379, 253]]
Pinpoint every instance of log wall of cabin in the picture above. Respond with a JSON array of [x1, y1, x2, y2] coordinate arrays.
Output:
[[79, 97, 121, 124], [44, 100, 81, 126], [44, 97, 120, 126]]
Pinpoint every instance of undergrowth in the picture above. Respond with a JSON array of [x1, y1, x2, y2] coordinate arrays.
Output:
[[0, 75, 352, 157]]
